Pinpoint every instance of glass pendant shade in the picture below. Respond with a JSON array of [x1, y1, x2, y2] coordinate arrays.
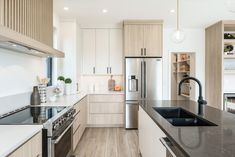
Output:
[[171, 29, 185, 44], [226, 0, 235, 13]]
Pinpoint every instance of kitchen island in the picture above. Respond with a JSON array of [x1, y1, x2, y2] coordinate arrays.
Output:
[[139, 100, 235, 157]]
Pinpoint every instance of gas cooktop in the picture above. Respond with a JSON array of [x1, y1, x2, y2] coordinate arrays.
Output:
[[0, 106, 67, 125]]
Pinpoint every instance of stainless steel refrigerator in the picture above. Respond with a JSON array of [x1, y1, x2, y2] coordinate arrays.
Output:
[[125, 57, 162, 129]]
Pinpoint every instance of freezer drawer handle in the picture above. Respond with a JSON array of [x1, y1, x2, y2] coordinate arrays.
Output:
[[159, 137, 177, 157]]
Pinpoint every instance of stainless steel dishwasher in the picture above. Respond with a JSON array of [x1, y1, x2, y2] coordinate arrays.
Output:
[[160, 137, 187, 157]]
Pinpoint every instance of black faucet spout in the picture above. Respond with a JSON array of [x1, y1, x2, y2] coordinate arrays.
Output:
[[178, 77, 207, 115]]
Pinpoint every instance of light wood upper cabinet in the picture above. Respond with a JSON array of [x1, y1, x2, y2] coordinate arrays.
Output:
[[8, 131, 42, 157], [144, 24, 163, 56], [124, 20, 163, 57], [0, 0, 53, 46], [82, 28, 123, 75], [124, 24, 144, 56]]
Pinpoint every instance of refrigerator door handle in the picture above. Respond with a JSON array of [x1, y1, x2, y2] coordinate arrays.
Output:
[[141, 61, 143, 98], [144, 61, 146, 98]]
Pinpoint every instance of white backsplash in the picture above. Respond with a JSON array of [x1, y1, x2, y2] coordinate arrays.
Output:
[[79, 75, 124, 92]]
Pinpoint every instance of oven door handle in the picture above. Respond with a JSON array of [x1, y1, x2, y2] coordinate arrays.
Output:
[[52, 122, 73, 144]]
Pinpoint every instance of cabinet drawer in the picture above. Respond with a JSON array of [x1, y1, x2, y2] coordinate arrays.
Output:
[[73, 123, 86, 151], [90, 103, 124, 114], [89, 114, 124, 125], [8, 131, 42, 157], [89, 94, 124, 103], [73, 114, 82, 134]]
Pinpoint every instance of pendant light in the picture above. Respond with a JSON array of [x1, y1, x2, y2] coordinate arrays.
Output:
[[171, 0, 185, 43]]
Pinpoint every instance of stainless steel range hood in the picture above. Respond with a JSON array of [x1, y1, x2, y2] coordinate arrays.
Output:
[[0, 25, 64, 57]]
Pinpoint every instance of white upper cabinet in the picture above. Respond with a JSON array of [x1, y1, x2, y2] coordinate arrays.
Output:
[[82, 28, 123, 75], [82, 29, 96, 75], [95, 29, 110, 75], [109, 29, 123, 75]]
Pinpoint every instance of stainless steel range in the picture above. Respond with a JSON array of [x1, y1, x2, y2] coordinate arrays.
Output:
[[0, 106, 75, 157]]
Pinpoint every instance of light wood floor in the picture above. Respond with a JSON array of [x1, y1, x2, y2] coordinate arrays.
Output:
[[73, 128, 140, 157]]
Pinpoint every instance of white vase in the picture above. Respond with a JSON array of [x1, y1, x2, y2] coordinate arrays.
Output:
[[65, 84, 71, 95]]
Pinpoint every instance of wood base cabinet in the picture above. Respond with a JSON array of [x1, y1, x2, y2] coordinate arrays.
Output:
[[73, 96, 87, 151], [8, 131, 42, 157], [88, 94, 124, 127], [139, 107, 166, 157]]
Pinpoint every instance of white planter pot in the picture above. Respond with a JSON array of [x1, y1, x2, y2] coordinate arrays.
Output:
[[65, 84, 71, 95]]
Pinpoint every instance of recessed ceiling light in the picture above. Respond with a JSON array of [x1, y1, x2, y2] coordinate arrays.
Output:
[[170, 9, 175, 13], [102, 9, 108, 13], [64, 7, 69, 11], [12, 44, 17, 47]]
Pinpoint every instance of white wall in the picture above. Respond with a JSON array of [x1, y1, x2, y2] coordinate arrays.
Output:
[[0, 49, 46, 97], [58, 19, 78, 93], [0, 49, 46, 114], [163, 28, 205, 100]]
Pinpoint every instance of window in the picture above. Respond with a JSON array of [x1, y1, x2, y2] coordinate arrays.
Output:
[[46, 57, 53, 86]]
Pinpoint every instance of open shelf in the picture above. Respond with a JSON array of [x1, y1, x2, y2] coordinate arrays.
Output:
[[171, 52, 195, 101], [173, 59, 190, 64], [224, 39, 235, 45], [224, 54, 235, 59], [180, 94, 190, 98], [224, 70, 235, 74]]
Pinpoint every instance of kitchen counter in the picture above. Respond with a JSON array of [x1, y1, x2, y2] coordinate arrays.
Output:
[[140, 100, 235, 157], [87, 90, 124, 95], [0, 125, 43, 157], [40, 91, 87, 106]]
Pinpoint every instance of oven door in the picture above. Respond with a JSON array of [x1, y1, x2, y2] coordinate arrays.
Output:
[[51, 123, 73, 157]]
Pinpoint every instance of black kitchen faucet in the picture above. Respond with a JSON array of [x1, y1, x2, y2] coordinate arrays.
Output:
[[178, 77, 207, 115]]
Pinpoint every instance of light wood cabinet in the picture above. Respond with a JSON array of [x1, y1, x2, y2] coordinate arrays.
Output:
[[139, 107, 166, 157], [8, 131, 42, 157], [88, 94, 124, 126], [205, 20, 235, 110], [124, 25, 144, 56], [82, 28, 123, 75], [0, 0, 53, 46], [73, 96, 87, 151], [124, 20, 163, 57]]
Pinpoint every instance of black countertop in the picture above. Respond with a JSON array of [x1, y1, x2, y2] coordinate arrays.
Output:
[[139, 100, 235, 157]]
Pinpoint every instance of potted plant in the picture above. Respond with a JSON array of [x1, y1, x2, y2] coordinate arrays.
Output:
[[65, 78, 72, 95], [57, 76, 65, 96]]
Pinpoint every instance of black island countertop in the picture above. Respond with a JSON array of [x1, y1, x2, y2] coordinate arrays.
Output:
[[139, 100, 235, 157]]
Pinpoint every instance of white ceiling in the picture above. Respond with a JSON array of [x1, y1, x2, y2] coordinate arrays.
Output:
[[53, 0, 235, 28]]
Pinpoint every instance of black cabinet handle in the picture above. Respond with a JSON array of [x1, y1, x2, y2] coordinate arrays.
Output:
[[107, 67, 109, 74], [93, 67, 95, 74], [110, 67, 112, 74], [144, 48, 147, 56], [141, 48, 143, 56]]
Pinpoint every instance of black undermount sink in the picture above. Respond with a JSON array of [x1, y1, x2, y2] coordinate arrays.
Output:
[[153, 107, 217, 126]]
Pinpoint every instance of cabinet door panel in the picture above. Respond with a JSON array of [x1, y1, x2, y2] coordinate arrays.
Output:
[[139, 107, 166, 157], [95, 29, 109, 74], [82, 29, 96, 75], [124, 25, 144, 57], [144, 25, 162, 57], [110, 29, 123, 75]]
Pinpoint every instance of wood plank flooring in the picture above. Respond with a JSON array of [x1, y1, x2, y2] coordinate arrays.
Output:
[[73, 128, 140, 157]]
